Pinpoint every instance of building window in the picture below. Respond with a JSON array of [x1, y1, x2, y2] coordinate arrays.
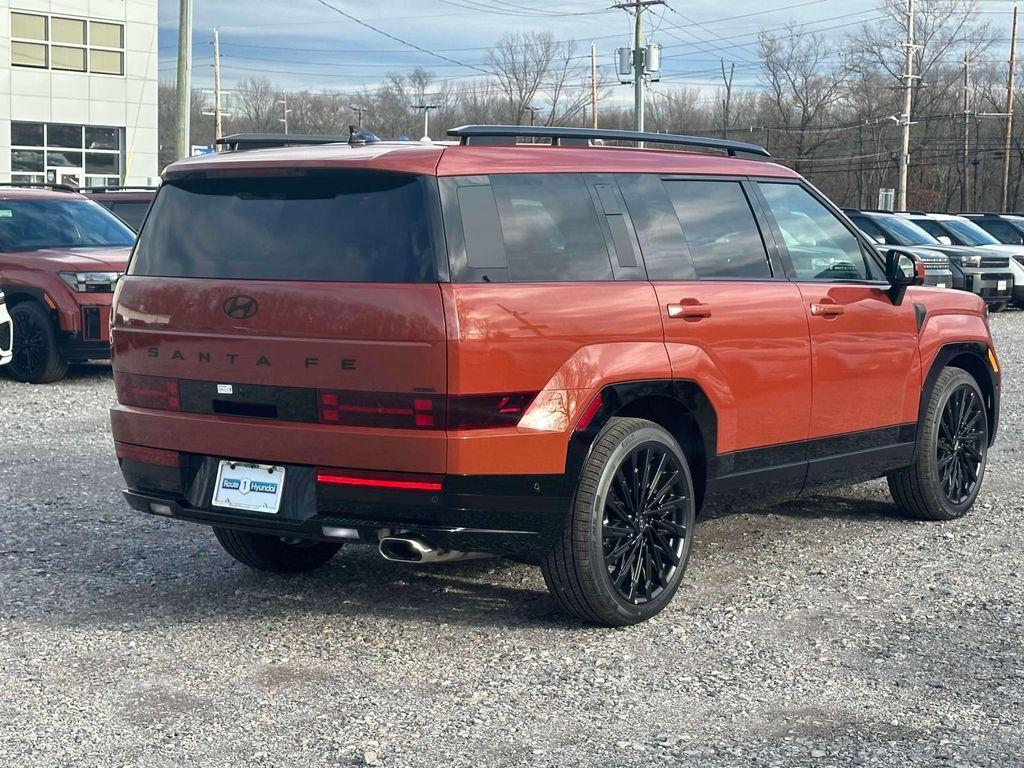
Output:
[[10, 122, 122, 188], [9, 11, 124, 76]]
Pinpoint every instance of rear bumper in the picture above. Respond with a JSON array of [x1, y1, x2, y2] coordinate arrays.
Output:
[[119, 451, 571, 557]]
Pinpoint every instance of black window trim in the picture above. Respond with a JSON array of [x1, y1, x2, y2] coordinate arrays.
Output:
[[655, 173, 786, 283], [750, 177, 890, 286]]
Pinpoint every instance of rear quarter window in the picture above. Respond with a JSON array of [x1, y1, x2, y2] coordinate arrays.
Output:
[[131, 173, 437, 282]]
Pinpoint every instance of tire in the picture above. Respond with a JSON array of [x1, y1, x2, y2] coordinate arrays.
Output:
[[213, 527, 342, 573], [7, 302, 68, 384], [887, 368, 988, 521], [988, 301, 1007, 313], [541, 417, 697, 626]]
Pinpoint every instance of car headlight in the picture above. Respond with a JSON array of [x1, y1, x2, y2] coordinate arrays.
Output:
[[59, 271, 121, 293], [955, 254, 983, 268]]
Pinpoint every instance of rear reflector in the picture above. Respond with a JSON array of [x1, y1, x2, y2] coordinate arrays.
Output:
[[115, 442, 181, 467], [316, 469, 443, 492], [115, 373, 181, 411], [447, 392, 537, 430], [575, 393, 603, 431], [318, 390, 444, 430]]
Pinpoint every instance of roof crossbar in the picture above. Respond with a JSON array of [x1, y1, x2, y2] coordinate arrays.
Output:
[[0, 182, 79, 193], [446, 124, 771, 158]]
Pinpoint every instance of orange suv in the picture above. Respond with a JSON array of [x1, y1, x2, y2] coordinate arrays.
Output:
[[110, 126, 1001, 625]]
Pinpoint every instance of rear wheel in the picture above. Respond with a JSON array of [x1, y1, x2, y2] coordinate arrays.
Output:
[[7, 302, 67, 384], [887, 368, 988, 521], [213, 527, 342, 573], [542, 418, 696, 626]]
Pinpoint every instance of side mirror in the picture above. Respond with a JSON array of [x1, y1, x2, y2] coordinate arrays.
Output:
[[885, 248, 925, 305], [937, 235, 953, 246]]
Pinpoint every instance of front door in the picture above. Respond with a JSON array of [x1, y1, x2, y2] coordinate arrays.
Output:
[[755, 181, 922, 485]]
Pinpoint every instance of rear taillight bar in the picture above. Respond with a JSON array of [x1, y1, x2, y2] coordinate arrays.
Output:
[[114, 373, 181, 411], [316, 390, 539, 431], [316, 468, 443, 492], [115, 442, 181, 467]]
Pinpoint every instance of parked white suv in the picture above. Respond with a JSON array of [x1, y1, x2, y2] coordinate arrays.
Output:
[[0, 292, 12, 367]]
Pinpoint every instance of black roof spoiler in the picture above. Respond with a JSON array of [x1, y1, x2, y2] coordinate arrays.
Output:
[[446, 125, 771, 158]]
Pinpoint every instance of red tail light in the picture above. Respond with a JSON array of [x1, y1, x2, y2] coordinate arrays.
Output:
[[115, 442, 181, 467], [447, 392, 537, 430], [316, 468, 443, 492], [115, 373, 181, 411], [318, 390, 445, 430]]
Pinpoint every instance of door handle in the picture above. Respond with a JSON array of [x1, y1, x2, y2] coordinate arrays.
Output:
[[667, 299, 712, 320], [810, 299, 844, 318]]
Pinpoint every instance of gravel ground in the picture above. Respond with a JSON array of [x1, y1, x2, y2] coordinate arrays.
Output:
[[1, 313, 1022, 768]]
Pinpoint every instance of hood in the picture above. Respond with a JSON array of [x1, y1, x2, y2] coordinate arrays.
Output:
[[15, 246, 130, 273], [977, 243, 1024, 257]]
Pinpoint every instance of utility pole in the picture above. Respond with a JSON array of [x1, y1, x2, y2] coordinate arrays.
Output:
[[1002, 2, 1019, 212], [962, 53, 971, 211], [212, 28, 223, 143], [897, 0, 916, 211], [591, 43, 598, 129], [720, 60, 735, 139], [350, 105, 365, 125], [412, 104, 439, 141], [175, 0, 193, 160], [614, 0, 664, 134], [524, 105, 541, 126], [278, 95, 291, 134]]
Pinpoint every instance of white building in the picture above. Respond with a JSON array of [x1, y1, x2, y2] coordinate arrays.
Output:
[[0, 0, 158, 188]]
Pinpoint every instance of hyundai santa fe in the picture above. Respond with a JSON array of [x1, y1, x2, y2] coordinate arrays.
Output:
[[0, 185, 135, 383], [110, 126, 1001, 626]]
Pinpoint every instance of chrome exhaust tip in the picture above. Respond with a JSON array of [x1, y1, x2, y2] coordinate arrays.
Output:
[[378, 535, 490, 564]]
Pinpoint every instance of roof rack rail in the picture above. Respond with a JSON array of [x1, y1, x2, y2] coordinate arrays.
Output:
[[0, 182, 79, 193], [446, 124, 771, 158], [215, 133, 349, 151], [80, 185, 158, 193], [216, 126, 381, 152]]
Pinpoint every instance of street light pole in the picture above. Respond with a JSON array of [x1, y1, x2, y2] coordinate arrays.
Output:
[[175, 0, 193, 160]]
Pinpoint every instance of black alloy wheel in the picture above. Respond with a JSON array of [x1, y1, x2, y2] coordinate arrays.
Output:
[[936, 383, 986, 506], [602, 444, 689, 605], [7, 302, 68, 384], [542, 417, 697, 626]]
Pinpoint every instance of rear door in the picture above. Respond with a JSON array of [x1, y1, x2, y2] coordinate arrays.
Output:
[[114, 171, 449, 474], [619, 174, 812, 499], [754, 181, 921, 484]]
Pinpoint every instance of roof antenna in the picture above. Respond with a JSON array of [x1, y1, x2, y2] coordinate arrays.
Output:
[[348, 125, 380, 146]]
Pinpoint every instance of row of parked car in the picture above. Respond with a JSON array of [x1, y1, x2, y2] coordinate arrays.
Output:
[[844, 209, 1024, 310], [0, 183, 155, 383]]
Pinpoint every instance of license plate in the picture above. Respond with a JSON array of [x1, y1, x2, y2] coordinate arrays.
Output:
[[998, 280, 1008, 291], [936, 282, 948, 289], [212, 461, 286, 514]]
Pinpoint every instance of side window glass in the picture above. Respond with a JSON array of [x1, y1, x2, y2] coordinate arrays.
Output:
[[759, 183, 879, 281], [490, 174, 614, 282], [663, 180, 771, 279], [617, 174, 694, 280], [985, 220, 1023, 245]]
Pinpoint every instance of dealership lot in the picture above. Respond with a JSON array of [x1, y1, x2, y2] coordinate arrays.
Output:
[[0, 313, 1021, 767]]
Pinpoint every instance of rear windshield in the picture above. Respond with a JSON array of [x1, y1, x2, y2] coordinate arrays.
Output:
[[0, 199, 135, 251], [131, 173, 437, 282]]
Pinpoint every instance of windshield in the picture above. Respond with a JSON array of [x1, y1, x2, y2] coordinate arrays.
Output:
[[875, 215, 940, 246], [0, 199, 136, 251], [941, 218, 1000, 246], [132, 173, 437, 282]]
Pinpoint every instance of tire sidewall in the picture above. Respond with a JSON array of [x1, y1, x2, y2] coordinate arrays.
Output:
[[582, 424, 696, 624], [8, 302, 63, 384], [923, 370, 988, 518]]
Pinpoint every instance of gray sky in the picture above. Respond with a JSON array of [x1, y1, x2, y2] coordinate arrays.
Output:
[[155, 0, 1011, 100]]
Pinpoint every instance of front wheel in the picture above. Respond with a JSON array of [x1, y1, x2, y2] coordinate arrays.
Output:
[[887, 367, 988, 521], [542, 418, 696, 626], [213, 527, 342, 573], [988, 301, 1007, 313], [7, 302, 68, 384]]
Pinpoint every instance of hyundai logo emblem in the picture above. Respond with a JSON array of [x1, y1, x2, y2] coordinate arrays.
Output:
[[223, 295, 258, 320]]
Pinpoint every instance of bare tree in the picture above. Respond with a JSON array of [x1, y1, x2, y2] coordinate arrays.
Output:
[[234, 76, 279, 133]]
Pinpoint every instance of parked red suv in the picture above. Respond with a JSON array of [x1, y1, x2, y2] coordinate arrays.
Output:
[[82, 186, 157, 232], [111, 127, 1001, 625], [0, 185, 135, 383]]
